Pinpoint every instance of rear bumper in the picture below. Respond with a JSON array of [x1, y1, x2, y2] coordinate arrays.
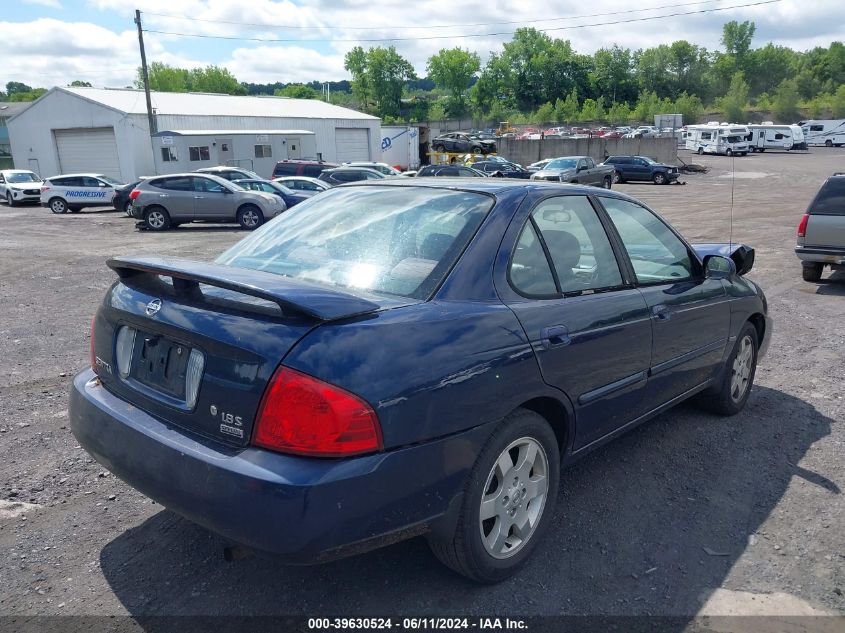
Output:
[[69, 369, 492, 562], [795, 246, 845, 265]]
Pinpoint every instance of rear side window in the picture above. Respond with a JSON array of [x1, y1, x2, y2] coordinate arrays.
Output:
[[810, 125, 824, 132], [152, 177, 192, 191], [810, 178, 845, 215], [274, 163, 298, 176], [510, 223, 557, 297], [303, 165, 326, 177], [52, 177, 83, 187]]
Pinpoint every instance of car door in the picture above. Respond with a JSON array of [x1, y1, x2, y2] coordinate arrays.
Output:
[[498, 193, 653, 449], [193, 176, 234, 220], [152, 176, 194, 220], [628, 158, 649, 181], [598, 196, 731, 406]]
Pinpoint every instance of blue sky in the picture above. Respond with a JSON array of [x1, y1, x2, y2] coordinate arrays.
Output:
[[3, 0, 843, 89]]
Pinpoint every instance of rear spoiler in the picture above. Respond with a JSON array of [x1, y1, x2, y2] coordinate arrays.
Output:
[[692, 243, 755, 276], [107, 256, 381, 321]]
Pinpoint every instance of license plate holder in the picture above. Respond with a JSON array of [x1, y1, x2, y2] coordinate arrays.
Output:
[[130, 333, 191, 400]]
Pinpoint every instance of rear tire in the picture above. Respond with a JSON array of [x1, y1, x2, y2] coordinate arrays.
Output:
[[825, 140, 833, 148], [696, 322, 758, 416], [49, 197, 67, 214], [653, 172, 668, 185], [124, 200, 133, 216], [697, 147, 704, 155], [144, 206, 171, 231], [237, 205, 264, 230], [726, 148, 733, 156], [427, 408, 560, 583], [802, 262, 823, 282]]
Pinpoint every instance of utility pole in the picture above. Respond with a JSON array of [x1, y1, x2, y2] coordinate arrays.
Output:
[[134, 9, 157, 135]]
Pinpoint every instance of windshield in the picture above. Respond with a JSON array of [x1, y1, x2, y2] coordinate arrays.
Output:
[[268, 181, 294, 194], [97, 175, 124, 186], [6, 172, 40, 183], [216, 186, 494, 299], [725, 136, 744, 143], [546, 159, 578, 170]]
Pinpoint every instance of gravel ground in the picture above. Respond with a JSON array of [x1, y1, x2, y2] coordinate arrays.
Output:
[[0, 150, 843, 622]]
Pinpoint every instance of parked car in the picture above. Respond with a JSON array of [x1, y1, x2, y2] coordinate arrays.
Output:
[[530, 156, 615, 188], [526, 159, 552, 173], [602, 131, 624, 139], [40, 173, 126, 214], [195, 166, 263, 181], [472, 161, 532, 179], [342, 162, 403, 176], [416, 164, 487, 177], [633, 126, 659, 138], [462, 154, 513, 167], [272, 176, 330, 194], [113, 179, 146, 216], [234, 178, 309, 208], [796, 173, 845, 281], [603, 155, 680, 185], [317, 167, 386, 185], [431, 132, 496, 154], [272, 159, 338, 179], [129, 173, 284, 231], [0, 169, 42, 206], [71, 180, 770, 584]]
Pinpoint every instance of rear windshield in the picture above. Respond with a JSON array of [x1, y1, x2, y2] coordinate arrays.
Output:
[[216, 185, 494, 299], [810, 178, 845, 215]]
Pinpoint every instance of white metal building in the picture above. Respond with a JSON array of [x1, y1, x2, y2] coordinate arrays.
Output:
[[7, 87, 381, 182]]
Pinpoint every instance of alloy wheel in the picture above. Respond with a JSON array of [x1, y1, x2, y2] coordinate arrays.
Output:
[[147, 210, 166, 229], [242, 208, 260, 228], [730, 335, 754, 402], [479, 437, 549, 560]]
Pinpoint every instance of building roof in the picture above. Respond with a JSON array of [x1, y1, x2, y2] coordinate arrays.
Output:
[[59, 87, 379, 121], [153, 129, 315, 137], [0, 102, 33, 118]]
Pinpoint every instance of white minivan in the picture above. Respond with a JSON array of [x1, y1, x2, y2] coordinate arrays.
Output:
[[40, 173, 126, 214]]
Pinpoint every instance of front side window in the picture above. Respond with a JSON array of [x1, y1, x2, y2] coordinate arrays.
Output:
[[161, 147, 177, 162], [701, 132, 712, 140], [217, 186, 494, 300], [255, 144, 272, 158], [82, 176, 102, 188], [602, 197, 694, 284], [189, 146, 210, 161]]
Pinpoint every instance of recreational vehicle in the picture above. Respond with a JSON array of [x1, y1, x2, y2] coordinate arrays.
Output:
[[685, 124, 750, 156], [799, 119, 845, 147], [745, 123, 806, 151]]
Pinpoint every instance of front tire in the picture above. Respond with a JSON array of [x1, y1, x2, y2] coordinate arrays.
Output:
[[802, 262, 823, 282], [602, 176, 612, 189], [697, 147, 704, 155], [7, 192, 16, 207], [144, 206, 171, 231], [697, 322, 758, 416], [428, 409, 560, 583], [612, 171, 623, 184], [237, 205, 264, 230], [49, 197, 68, 214], [653, 172, 668, 185]]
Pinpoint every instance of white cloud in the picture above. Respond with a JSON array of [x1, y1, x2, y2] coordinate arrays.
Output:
[[225, 46, 346, 83], [22, 0, 63, 8]]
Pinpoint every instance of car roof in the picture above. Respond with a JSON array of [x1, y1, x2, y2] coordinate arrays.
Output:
[[1, 169, 37, 174], [323, 166, 383, 173], [46, 173, 110, 178], [343, 178, 641, 200], [195, 166, 246, 171]]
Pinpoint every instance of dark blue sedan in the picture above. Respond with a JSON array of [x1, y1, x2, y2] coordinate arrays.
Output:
[[69, 180, 771, 582], [232, 178, 310, 209]]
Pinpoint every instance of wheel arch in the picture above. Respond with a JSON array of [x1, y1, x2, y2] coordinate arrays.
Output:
[[747, 312, 766, 344], [517, 395, 573, 454]]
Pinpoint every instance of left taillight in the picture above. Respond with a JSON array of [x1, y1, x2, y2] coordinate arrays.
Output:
[[114, 326, 136, 378], [129, 189, 141, 200], [253, 367, 383, 457]]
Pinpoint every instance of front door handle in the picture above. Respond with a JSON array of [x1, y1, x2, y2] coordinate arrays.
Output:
[[194, 196, 205, 199], [540, 325, 571, 349], [651, 305, 672, 321]]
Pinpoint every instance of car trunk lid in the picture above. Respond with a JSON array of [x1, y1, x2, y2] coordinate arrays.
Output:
[[91, 256, 403, 448]]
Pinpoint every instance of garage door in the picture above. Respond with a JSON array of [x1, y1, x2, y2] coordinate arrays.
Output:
[[335, 128, 370, 162], [55, 128, 121, 180]]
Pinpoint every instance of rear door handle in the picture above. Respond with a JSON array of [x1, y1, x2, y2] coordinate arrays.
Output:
[[540, 325, 571, 349], [194, 196, 205, 199], [651, 305, 672, 321], [158, 194, 169, 198]]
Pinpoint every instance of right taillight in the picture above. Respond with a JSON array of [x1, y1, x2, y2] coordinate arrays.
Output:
[[797, 213, 810, 237], [253, 367, 382, 457], [129, 189, 141, 200]]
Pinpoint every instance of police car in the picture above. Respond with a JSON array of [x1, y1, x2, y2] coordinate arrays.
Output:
[[40, 173, 126, 214], [0, 169, 43, 206]]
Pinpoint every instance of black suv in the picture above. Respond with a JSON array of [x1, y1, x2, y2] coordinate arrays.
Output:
[[272, 160, 339, 179], [416, 165, 486, 178], [603, 155, 679, 185]]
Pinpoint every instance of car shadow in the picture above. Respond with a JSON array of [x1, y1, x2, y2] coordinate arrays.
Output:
[[99, 386, 833, 623], [813, 270, 845, 295]]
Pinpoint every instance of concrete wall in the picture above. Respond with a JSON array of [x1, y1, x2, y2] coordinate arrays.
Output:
[[496, 137, 678, 166]]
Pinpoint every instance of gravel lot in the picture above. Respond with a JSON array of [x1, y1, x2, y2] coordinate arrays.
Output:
[[0, 150, 843, 622]]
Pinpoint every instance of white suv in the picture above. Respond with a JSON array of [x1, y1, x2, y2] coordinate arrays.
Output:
[[40, 173, 126, 214], [0, 169, 42, 206]]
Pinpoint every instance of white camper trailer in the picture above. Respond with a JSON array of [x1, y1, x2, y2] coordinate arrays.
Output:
[[685, 124, 750, 156], [745, 123, 806, 151], [799, 119, 845, 147]]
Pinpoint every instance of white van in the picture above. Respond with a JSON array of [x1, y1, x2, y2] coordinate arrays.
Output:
[[685, 124, 750, 156], [799, 119, 845, 147], [745, 123, 806, 152]]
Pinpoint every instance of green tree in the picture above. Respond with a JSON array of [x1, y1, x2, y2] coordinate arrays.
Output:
[[274, 84, 320, 99], [719, 71, 750, 123], [344, 46, 372, 111], [188, 66, 246, 95], [831, 84, 845, 118], [69, 80, 92, 87], [606, 101, 631, 125], [771, 79, 800, 121], [136, 62, 189, 92], [344, 46, 415, 117], [632, 90, 661, 122], [426, 48, 480, 117], [672, 92, 703, 125], [634, 45, 675, 97], [9, 89, 46, 102], [590, 46, 634, 103], [555, 88, 579, 122], [5, 81, 33, 96], [721, 20, 756, 59], [533, 101, 555, 124], [579, 97, 605, 121]]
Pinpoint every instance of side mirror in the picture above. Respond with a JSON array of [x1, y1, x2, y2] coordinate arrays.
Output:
[[704, 255, 736, 280]]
